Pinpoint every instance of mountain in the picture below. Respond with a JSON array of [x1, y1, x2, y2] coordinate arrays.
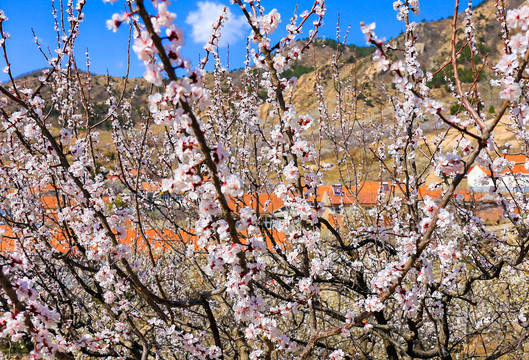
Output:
[[9, 0, 526, 132], [273, 0, 528, 118]]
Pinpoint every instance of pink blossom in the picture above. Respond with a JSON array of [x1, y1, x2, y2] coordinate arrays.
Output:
[[496, 54, 519, 74], [133, 31, 156, 62], [103, 291, 115, 304], [373, 48, 390, 71], [435, 153, 463, 176], [422, 196, 437, 217], [283, 163, 299, 183], [59, 128, 72, 145], [250, 350, 264, 360], [423, 99, 444, 115], [329, 349, 345, 360], [144, 63, 164, 86], [507, 6, 529, 30], [364, 296, 385, 312], [199, 199, 222, 216], [94, 265, 116, 288], [155, 2, 176, 29], [499, 79, 522, 101], [166, 24, 184, 46], [69, 145, 82, 158], [436, 208, 453, 228], [298, 277, 314, 294], [508, 33, 529, 55], [1, 312, 27, 342], [361, 22, 377, 43], [106, 12, 130, 32], [260, 9, 281, 33]]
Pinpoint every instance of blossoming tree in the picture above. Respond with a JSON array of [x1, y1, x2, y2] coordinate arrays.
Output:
[[1, 0, 529, 358]]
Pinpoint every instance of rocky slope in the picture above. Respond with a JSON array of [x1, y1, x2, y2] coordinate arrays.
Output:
[[8, 0, 526, 138]]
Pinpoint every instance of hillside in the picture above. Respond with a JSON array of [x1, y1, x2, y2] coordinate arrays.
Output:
[[11, 0, 523, 118], [197, 0, 528, 127], [276, 0, 527, 118], [6, 0, 525, 167]]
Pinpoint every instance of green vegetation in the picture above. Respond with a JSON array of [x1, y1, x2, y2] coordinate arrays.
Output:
[[428, 43, 489, 89], [477, 42, 492, 54], [0, 338, 32, 356], [474, 0, 488, 9], [281, 64, 314, 79], [311, 38, 376, 61], [257, 89, 267, 101], [44, 104, 61, 118], [347, 44, 376, 58], [90, 102, 110, 128], [313, 38, 347, 51]]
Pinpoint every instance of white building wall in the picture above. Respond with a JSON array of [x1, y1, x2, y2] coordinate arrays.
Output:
[[468, 166, 529, 192]]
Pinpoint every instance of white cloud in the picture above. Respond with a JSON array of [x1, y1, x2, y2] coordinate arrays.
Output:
[[185, 1, 248, 47]]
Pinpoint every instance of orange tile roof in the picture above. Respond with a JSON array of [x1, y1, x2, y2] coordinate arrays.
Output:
[[0, 225, 14, 252], [317, 182, 391, 207], [229, 193, 285, 215], [40, 196, 60, 210], [0, 220, 287, 254], [141, 181, 160, 192], [0, 226, 70, 253], [503, 154, 528, 163], [39, 196, 110, 210], [418, 186, 490, 202], [317, 185, 355, 206], [469, 154, 529, 176], [417, 187, 443, 200], [30, 183, 56, 194]]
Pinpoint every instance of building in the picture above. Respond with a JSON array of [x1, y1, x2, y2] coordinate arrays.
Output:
[[467, 154, 529, 192], [317, 182, 392, 211]]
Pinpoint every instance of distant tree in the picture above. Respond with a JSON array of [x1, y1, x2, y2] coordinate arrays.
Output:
[[0, 1, 529, 359], [281, 64, 314, 79]]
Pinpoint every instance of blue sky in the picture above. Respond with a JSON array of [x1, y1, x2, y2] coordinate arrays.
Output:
[[0, 0, 484, 82]]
